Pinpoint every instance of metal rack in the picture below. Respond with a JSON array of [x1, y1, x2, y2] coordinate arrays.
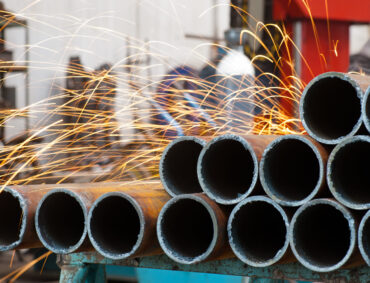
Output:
[[57, 252, 370, 282]]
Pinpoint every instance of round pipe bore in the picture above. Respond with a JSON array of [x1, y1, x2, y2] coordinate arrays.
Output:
[[260, 135, 327, 206], [160, 136, 206, 196], [35, 189, 87, 254], [88, 192, 145, 260], [362, 87, 370, 133], [0, 188, 27, 251], [290, 199, 356, 272], [157, 194, 229, 264], [228, 196, 290, 267], [198, 135, 270, 205], [327, 136, 370, 210], [359, 210, 370, 266], [300, 72, 363, 144]]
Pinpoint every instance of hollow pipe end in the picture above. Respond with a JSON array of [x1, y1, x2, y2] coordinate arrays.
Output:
[[359, 210, 370, 266], [300, 72, 363, 145], [260, 135, 325, 207], [35, 188, 88, 254], [197, 134, 258, 205], [157, 194, 218, 264], [160, 136, 206, 197], [228, 196, 290, 267], [0, 188, 27, 251], [327, 135, 370, 210], [289, 199, 356, 272], [362, 87, 370, 134], [87, 192, 145, 260]]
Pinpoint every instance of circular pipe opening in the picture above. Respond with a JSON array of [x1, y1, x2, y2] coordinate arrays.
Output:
[[160, 137, 205, 196], [0, 190, 25, 250], [36, 190, 86, 253], [363, 87, 370, 133], [89, 194, 142, 259], [260, 136, 323, 206], [300, 73, 362, 144], [157, 196, 215, 264], [327, 136, 370, 209], [228, 197, 289, 266], [359, 211, 370, 265], [290, 200, 354, 272], [198, 135, 257, 204]]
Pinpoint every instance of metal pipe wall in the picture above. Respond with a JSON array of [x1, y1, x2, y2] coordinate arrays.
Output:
[[362, 86, 370, 133]]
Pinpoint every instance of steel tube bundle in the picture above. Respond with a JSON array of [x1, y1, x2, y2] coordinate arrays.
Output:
[[300, 72, 370, 145], [359, 210, 370, 266], [157, 193, 231, 264], [362, 87, 370, 133], [160, 136, 206, 196], [260, 135, 328, 206], [197, 134, 277, 204], [327, 135, 370, 210], [88, 187, 170, 260], [35, 181, 165, 254], [289, 199, 360, 272], [228, 196, 290, 267]]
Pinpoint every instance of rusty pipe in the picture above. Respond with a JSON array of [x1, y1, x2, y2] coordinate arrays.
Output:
[[362, 86, 370, 133], [260, 135, 328, 207], [35, 181, 164, 254], [88, 187, 170, 260], [327, 135, 370, 210], [300, 72, 370, 144], [228, 196, 291, 267], [157, 193, 231, 264], [197, 134, 277, 205], [160, 136, 206, 197], [359, 210, 370, 266], [289, 199, 361, 272]]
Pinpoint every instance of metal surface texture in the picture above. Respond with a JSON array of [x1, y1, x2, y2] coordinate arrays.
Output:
[[88, 187, 170, 260], [157, 193, 231, 264], [358, 210, 370, 266], [300, 72, 370, 144], [327, 135, 370, 210], [228, 196, 291, 267], [362, 87, 370, 133], [58, 252, 370, 282], [35, 181, 164, 254], [197, 134, 278, 205], [260, 135, 328, 206], [159, 136, 207, 197], [289, 199, 361, 272]]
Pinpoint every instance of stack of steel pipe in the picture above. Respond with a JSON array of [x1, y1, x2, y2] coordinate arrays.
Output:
[[1, 71, 370, 274]]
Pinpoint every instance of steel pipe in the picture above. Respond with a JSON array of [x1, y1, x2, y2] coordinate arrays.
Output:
[[35, 181, 164, 254], [327, 135, 370, 210], [88, 187, 170, 260], [359, 210, 370, 266], [289, 199, 359, 272], [260, 135, 328, 206], [157, 193, 231, 264], [160, 136, 206, 196], [228, 196, 290, 267], [362, 86, 370, 133], [0, 186, 46, 251], [300, 72, 370, 144], [197, 134, 277, 205]]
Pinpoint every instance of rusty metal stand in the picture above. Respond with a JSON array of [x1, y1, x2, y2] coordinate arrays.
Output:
[[57, 252, 370, 282]]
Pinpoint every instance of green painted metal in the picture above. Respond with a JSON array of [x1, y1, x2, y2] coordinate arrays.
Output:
[[57, 252, 370, 282]]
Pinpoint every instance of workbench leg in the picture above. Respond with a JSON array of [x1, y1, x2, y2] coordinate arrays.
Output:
[[57, 255, 106, 283]]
